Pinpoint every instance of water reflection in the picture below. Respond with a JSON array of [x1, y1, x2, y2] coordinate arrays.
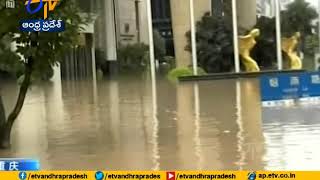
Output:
[[237, 79, 265, 170], [193, 84, 201, 170], [150, 75, 160, 170], [197, 80, 238, 170], [262, 105, 320, 170], [0, 77, 318, 170]]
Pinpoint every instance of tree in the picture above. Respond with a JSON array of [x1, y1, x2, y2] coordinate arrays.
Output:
[[252, 16, 277, 69], [0, 96, 5, 132], [281, 0, 318, 37], [253, 0, 318, 68], [304, 35, 319, 56], [0, 36, 23, 78], [186, 13, 234, 73], [0, 0, 86, 148], [281, 0, 318, 53]]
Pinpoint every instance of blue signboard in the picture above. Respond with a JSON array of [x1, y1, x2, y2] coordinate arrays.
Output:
[[0, 159, 40, 171], [300, 72, 320, 98], [260, 72, 320, 102]]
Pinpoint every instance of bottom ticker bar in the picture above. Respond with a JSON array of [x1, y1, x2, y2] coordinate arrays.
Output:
[[1, 171, 320, 180]]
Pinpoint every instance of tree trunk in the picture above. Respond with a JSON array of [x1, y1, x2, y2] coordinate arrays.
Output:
[[0, 94, 6, 146], [0, 92, 7, 147], [0, 59, 33, 149], [0, 95, 5, 126]]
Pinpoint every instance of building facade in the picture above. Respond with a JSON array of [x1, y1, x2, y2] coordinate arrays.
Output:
[[75, 0, 262, 72], [115, 0, 149, 44], [60, 0, 149, 78], [151, 0, 226, 60], [78, 0, 149, 74]]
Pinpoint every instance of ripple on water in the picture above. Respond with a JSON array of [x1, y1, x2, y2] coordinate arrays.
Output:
[[262, 106, 320, 170]]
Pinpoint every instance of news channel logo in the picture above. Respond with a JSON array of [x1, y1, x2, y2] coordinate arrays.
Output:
[[26, 0, 59, 19], [95, 171, 104, 180], [20, 0, 65, 32], [248, 172, 256, 180], [19, 172, 27, 180]]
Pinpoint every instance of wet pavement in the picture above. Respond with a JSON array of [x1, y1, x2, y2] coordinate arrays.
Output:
[[0, 76, 320, 170]]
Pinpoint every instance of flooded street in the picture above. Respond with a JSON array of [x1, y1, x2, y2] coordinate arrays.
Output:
[[1, 76, 320, 170]]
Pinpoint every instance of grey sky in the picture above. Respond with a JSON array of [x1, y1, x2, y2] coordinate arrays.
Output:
[[306, 0, 318, 8]]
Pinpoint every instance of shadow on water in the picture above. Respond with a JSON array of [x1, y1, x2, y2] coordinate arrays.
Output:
[[0, 76, 319, 170]]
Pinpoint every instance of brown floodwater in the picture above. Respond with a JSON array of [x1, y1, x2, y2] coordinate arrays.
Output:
[[0, 76, 320, 170]]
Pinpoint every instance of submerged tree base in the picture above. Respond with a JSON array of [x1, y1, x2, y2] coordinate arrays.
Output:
[[0, 140, 10, 149], [0, 127, 10, 149]]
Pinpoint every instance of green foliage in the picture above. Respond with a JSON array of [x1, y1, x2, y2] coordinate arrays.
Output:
[[153, 30, 166, 62], [0, 1, 87, 148], [281, 0, 318, 60], [167, 67, 207, 82], [186, 13, 234, 73], [305, 35, 319, 56], [252, 0, 318, 65], [95, 30, 164, 74], [0, 37, 23, 77], [117, 43, 149, 71], [281, 0, 318, 37], [252, 16, 277, 69], [0, 0, 87, 80]]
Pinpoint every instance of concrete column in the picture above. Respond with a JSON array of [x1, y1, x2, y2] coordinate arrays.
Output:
[[95, 0, 104, 51], [105, 0, 118, 74], [138, 0, 149, 44], [237, 0, 257, 31], [170, 0, 211, 68]]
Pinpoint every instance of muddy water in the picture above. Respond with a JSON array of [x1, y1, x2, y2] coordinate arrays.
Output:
[[0, 76, 320, 170]]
